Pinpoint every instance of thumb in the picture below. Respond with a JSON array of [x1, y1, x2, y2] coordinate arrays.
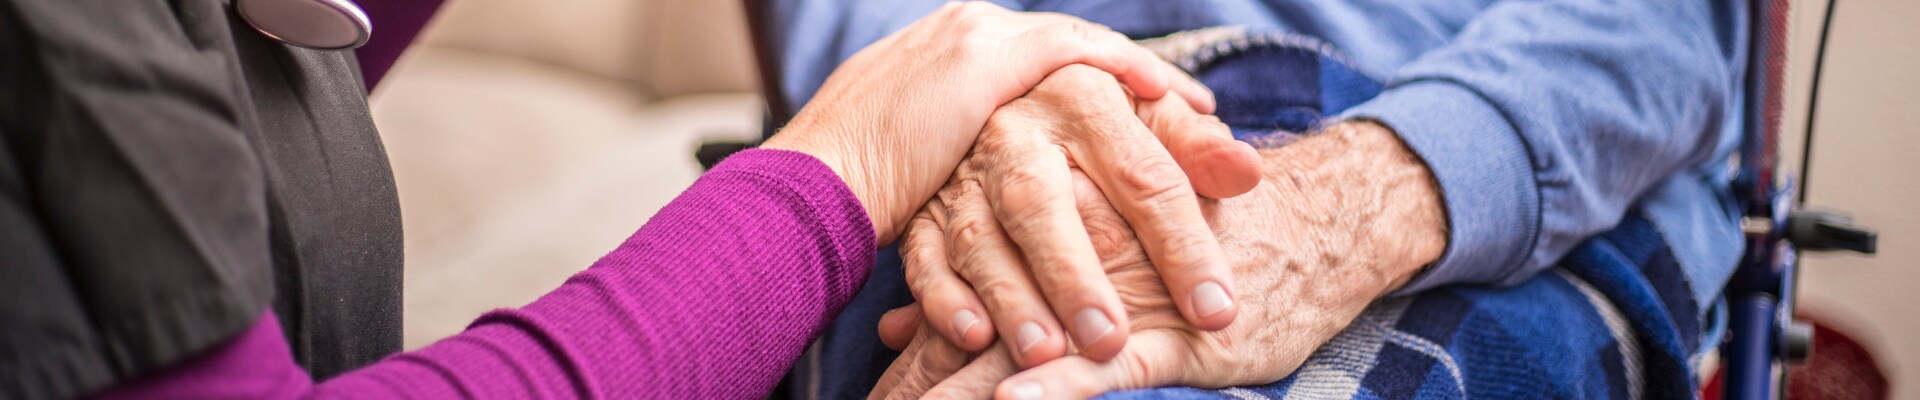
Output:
[[993, 330, 1194, 400], [1138, 95, 1261, 199], [878, 304, 925, 351]]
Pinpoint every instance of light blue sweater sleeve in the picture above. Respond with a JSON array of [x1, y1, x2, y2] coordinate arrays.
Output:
[[1341, 0, 1746, 293]]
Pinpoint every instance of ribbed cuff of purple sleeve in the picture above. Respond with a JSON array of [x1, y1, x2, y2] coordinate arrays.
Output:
[[710, 148, 877, 285], [1341, 80, 1541, 295]]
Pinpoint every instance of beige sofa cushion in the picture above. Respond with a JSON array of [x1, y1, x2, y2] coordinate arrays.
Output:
[[415, 0, 758, 97]]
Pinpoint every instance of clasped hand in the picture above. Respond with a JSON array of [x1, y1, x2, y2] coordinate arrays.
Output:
[[759, 2, 1265, 377], [754, 4, 1448, 398], [870, 67, 1448, 400]]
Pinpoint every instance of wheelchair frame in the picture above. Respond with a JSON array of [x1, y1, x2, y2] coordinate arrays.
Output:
[[1725, 0, 1876, 398]]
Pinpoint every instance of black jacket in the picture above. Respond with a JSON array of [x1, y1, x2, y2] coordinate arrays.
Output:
[[0, 0, 402, 398]]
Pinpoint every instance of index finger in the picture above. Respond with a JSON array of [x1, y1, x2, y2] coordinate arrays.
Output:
[[871, 323, 968, 400], [1137, 92, 1260, 199], [1067, 122, 1238, 332], [996, 14, 1174, 101], [1162, 63, 1216, 115], [982, 137, 1130, 362], [924, 343, 1021, 399], [993, 330, 1196, 400]]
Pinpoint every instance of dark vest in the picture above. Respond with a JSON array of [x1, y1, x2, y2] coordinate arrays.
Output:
[[0, 0, 403, 398]]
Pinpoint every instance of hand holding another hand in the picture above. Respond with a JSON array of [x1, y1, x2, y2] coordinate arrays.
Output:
[[757, 2, 1214, 245], [895, 65, 1263, 369], [875, 121, 1449, 400]]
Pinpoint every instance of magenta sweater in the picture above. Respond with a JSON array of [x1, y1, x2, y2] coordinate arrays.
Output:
[[92, 149, 876, 399]]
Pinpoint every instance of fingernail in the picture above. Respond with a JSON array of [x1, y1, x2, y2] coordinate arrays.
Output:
[[1193, 280, 1233, 317], [952, 309, 981, 338], [1011, 381, 1044, 400], [1016, 321, 1047, 353], [1071, 308, 1115, 345]]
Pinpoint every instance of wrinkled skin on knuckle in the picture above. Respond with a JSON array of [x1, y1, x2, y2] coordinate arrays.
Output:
[[1116, 345, 1168, 388], [1064, 169, 1138, 263], [1117, 155, 1194, 212], [948, 157, 990, 190], [944, 221, 999, 277], [974, 102, 1052, 159], [1154, 227, 1221, 270], [940, 192, 1005, 276], [1083, 213, 1141, 266], [971, 277, 1032, 313], [1088, 229, 1177, 328], [1109, 266, 1178, 326], [990, 164, 1062, 219], [943, 210, 995, 245], [900, 219, 943, 281], [1032, 262, 1094, 302], [902, 242, 943, 274], [902, 244, 948, 295], [890, 331, 967, 399], [1026, 66, 1134, 119]]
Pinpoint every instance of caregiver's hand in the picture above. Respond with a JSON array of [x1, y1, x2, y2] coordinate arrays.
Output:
[[874, 122, 1449, 400], [758, 2, 1211, 244], [898, 65, 1261, 368]]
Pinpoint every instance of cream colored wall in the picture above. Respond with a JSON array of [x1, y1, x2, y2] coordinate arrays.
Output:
[[1779, 0, 1920, 395]]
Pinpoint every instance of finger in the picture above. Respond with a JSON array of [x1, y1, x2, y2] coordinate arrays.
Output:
[[1003, 18, 1172, 101], [924, 344, 1021, 399], [940, 179, 1070, 367], [1137, 93, 1261, 199], [878, 304, 924, 351], [981, 137, 1128, 362], [903, 203, 996, 351], [993, 330, 1195, 400], [1068, 120, 1238, 332], [1069, 168, 1149, 271], [869, 327, 924, 399], [871, 324, 969, 400], [1162, 63, 1216, 115]]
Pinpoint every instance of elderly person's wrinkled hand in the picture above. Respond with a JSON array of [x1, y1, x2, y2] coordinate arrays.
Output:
[[873, 120, 1450, 400], [759, 2, 1214, 245], [892, 64, 1264, 368]]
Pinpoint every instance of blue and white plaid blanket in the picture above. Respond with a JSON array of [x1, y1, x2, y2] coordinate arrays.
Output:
[[782, 30, 1713, 400], [1107, 214, 1706, 399]]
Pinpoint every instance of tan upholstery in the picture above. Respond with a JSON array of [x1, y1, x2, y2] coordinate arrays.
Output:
[[369, 0, 764, 348], [413, 0, 758, 97]]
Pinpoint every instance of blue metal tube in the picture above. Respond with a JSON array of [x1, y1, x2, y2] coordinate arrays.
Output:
[[1724, 295, 1778, 400]]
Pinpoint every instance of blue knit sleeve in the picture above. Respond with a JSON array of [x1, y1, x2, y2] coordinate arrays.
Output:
[[1343, 0, 1746, 294]]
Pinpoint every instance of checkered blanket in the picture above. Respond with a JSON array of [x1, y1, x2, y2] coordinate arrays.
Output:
[[1105, 214, 1706, 399]]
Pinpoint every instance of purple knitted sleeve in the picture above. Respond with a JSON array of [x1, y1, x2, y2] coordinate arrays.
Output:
[[93, 149, 878, 399]]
